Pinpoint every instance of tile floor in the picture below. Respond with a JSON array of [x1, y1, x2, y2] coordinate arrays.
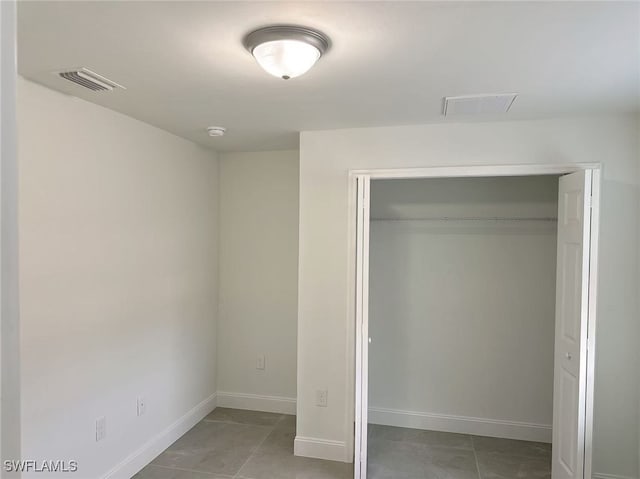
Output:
[[134, 409, 551, 479], [134, 408, 353, 479], [367, 424, 551, 479]]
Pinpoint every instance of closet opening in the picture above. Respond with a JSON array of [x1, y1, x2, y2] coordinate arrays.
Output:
[[351, 165, 600, 479]]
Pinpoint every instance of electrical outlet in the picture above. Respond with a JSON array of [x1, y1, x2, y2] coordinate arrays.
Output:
[[137, 396, 146, 416], [316, 389, 328, 407], [95, 416, 106, 442], [256, 354, 265, 370]]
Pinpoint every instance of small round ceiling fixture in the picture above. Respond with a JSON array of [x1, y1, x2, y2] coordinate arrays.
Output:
[[207, 126, 226, 137], [243, 25, 330, 80]]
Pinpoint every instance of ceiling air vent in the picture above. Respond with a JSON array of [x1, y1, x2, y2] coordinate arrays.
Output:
[[58, 68, 125, 92], [443, 93, 517, 117]]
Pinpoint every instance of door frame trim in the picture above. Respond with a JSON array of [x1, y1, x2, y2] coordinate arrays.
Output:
[[349, 163, 601, 479]]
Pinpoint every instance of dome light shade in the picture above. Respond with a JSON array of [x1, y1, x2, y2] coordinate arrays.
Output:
[[252, 40, 320, 79], [244, 25, 329, 80]]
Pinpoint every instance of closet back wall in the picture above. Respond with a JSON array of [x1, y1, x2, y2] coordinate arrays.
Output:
[[368, 176, 559, 443]]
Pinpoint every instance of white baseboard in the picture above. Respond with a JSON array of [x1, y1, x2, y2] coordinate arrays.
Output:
[[294, 436, 351, 463], [216, 391, 296, 415], [102, 392, 217, 479], [593, 474, 639, 479], [369, 406, 552, 443]]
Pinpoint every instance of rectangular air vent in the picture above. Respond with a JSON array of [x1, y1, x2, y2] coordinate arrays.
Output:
[[443, 93, 517, 116], [58, 68, 125, 92]]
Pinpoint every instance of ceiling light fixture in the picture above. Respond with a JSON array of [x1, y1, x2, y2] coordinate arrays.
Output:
[[243, 25, 330, 80]]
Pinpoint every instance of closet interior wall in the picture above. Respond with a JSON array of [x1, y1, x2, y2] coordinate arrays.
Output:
[[367, 175, 560, 442]]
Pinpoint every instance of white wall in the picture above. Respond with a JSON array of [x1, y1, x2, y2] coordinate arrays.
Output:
[[217, 151, 299, 413], [18, 78, 219, 479], [637, 119, 640, 479], [297, 115, 640, 479], [1, 0, 21, 468], [368, 177, 558, 443]]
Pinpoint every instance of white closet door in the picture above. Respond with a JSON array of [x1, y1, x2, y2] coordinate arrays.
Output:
[[552, 170, 593, 479], [354, 175, 370, 479]]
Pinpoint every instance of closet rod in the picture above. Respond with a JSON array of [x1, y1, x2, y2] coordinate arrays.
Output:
[[372, 217, 558, 222]]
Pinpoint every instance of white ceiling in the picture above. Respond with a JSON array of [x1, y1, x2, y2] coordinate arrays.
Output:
[[17, 1, 640, 152]]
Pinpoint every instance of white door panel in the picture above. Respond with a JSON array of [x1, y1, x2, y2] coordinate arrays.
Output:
[[354, 176, 370, 479], [552, 170, 592, 479]]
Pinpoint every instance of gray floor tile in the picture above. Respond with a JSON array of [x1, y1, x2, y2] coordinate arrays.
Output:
[[141, 409, 555, 479], [368, 438, 479, 479], [274, 414, 296, 432], [475, 452, 551, 479], [237, 448, 353, 479], [133, 464, 232, 478], [369, 424, 473, 450], [238, 417, 352, 479], [151, 420, 271, 475], [203, 407, 284, 427], [471, 436, 551, 459], [254, 423, 296, 454]]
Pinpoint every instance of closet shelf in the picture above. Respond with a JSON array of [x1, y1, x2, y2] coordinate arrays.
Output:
[[372, 217, 558, 222]]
